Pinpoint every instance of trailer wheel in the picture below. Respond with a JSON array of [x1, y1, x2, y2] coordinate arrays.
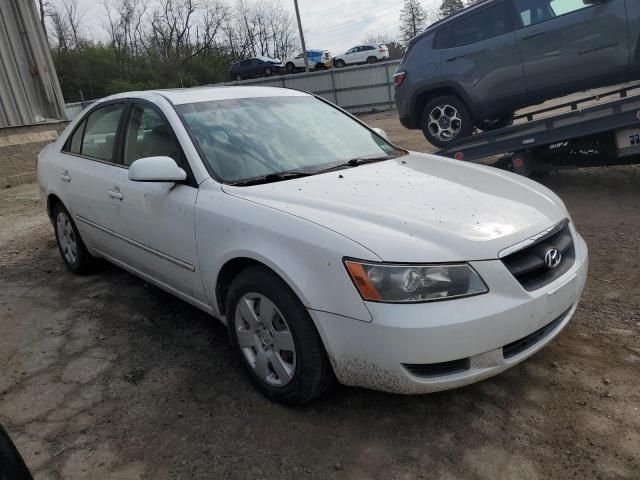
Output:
[[421, 96, 474, 148]]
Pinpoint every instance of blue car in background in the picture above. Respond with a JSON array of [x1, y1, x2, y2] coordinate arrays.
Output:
[[284, 50, 332, 73]]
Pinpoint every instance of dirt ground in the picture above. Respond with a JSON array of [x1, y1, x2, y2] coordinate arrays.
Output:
[[1, 114, 639, 479]]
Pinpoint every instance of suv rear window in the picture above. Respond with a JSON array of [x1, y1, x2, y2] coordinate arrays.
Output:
[[434, 3, 510, 48]]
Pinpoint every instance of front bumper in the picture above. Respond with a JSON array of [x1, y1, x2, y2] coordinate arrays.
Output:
[[310, 234, 588, 394]]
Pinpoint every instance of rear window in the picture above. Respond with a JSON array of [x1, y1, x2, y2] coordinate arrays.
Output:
[[434, 3, 510, 48]]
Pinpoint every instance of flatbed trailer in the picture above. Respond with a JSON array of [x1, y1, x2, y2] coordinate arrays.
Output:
[[436, 82, 640, 176]]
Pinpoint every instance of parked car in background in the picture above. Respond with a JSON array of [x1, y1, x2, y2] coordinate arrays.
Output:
[[229, 56, 282, 81], [334, 44, 389, 68], [38, 86, 587, 404], [283, 50, 332, 72], [394, 0, 640, 148]]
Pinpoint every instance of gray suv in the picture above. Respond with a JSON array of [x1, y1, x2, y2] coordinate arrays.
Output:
[[394, 0, 640, 148]]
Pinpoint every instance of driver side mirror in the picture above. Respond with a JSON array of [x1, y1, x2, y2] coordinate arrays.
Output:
[[128, 156, 187, 183], [372, 127, 389, 140]]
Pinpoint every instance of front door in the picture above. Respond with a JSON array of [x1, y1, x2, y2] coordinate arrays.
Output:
[[512, 0, 629, 101], [109, 101, 206, 304]]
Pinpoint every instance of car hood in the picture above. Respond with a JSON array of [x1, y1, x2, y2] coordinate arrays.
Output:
[[221, 152, 568, 262]]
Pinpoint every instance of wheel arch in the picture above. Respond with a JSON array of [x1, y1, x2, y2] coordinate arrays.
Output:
[[215, 256, 304, 321], [46, 193, 63, 219]]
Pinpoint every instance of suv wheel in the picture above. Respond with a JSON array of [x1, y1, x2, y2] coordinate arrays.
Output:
[[367, 56, 377, 64], [421, 95, 474, 148], [335, 59, 345, 68], [285, 62, 295, 73], [226, 266, 334, 405]]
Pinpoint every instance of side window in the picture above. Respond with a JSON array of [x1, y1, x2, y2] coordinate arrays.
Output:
[[66, 119, 86, 154], [514, 0, 590, 27], [79, 104, 125, 162], [123, 104, 182, 168], [436, 3, 510, 48]]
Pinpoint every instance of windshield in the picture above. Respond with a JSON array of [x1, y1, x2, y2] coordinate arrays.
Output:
[[177, 96, 404, 183]]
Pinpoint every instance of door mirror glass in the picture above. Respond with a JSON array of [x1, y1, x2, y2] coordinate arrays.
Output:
[[128, 156, 187, 182], [372, 128, 389, 140]]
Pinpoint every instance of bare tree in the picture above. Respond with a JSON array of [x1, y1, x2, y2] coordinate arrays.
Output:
[[399, 0, 428, 45]]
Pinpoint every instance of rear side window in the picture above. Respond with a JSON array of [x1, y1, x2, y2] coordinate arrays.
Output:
[[514, 0, 591, 27], [434, 3, 510, 48], [80, 104, 125, 162], [67, 119, 86, 154]]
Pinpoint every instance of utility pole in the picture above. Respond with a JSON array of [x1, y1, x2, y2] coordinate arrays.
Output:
[[293, 0, 309, 72]]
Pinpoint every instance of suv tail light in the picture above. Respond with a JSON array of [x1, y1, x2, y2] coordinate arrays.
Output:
[[393, 71, 407, 87]]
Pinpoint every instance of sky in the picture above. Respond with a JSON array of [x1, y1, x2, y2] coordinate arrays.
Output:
[[51, 0, 441, 56]]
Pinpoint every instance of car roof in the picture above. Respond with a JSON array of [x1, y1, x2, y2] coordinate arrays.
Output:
[[412, 0, 497, 42], [104, 86, 310, 106]]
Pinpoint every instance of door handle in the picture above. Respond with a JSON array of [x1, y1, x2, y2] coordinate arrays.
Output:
[[522, 30, 547, 40], [107, 189, 124, 200], [60, 171, 71, 182], [446, 54, 465, 62]]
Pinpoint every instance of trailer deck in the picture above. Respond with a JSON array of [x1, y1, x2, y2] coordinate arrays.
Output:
[[437, 82, 640, 173]]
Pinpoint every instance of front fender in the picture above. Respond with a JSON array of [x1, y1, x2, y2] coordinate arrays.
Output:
[[194, 180, 376, 322]]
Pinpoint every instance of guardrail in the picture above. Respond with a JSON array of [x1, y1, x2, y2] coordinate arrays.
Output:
[[225, 60, 402, 114], [64, 60, 403, 120]]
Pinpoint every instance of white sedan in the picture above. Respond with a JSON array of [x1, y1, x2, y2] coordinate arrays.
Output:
[[37, 86, 588, 404]]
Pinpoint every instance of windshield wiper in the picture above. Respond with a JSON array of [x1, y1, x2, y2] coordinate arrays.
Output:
[[312, 155, 396, 174], [229, 170, 313, 186]]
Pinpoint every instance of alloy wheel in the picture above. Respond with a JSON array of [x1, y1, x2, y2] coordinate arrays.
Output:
[[235, 293, 296, 387], [427, 104, 462, 143], [56, 211, 78, 265]]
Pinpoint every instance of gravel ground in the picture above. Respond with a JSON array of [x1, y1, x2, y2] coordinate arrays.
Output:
[[1, 116, 639, 479]]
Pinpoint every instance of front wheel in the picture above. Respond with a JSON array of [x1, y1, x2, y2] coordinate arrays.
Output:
[[285, 62, 295, 73], [367, 56, 377, 64], [264, 67, 272, 76], [334, 59, 345, 68], [226, 266, 334, 405], [235, 74, 242, 81], [421, 95, 474, 149]]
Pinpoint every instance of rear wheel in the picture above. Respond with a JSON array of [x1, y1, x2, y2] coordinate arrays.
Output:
[[226, 266, 334, 405], [421, 95, 474, 149], [334, 59, 345, 68], [53, 203, 94, 274], [285, 62, 295, 73]]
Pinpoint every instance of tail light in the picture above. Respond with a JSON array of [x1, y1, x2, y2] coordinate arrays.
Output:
[[393, 71, 407, 87]]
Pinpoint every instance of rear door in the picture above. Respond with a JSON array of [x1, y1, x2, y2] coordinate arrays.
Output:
[[59, 101, 128, 256], [512, 0, 629, 100], [436, 2, 525, 119]]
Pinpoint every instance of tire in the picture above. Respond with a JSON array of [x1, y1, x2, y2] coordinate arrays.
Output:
[[235, 74, 242, 81], [479, 113, 514, 131], [367, 56, 377, 64], [53, 202, 94, 275], [285, 62, 295, 73], [335, 59, 345, 68], [264, 67, 272, 76], [421, 95, 474, 149], [226, 266, 334, 405]]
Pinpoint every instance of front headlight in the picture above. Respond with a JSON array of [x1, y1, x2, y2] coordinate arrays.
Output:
[[344, 260, 488, 303]]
